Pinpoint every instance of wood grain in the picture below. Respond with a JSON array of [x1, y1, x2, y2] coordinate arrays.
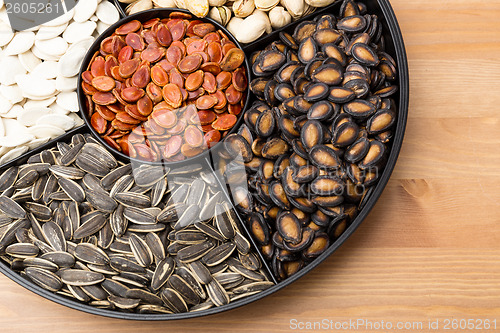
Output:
[[2, 1, 500, 332]]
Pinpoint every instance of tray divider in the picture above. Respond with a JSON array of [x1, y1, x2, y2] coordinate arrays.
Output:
[[203, 156, 278, 285]]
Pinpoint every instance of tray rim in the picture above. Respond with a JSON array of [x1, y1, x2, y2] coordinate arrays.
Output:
[[0, 0, 409, 321]]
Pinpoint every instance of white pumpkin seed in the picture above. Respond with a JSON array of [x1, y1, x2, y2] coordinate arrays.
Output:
[[0, 84, 23, 104], [0, 94, 13, 114], [56, 91, 79, 112], [0, 146, 28, 164], [96, 1, 120, 25], [41, 8, 75, 27], [96, 21, 111, 35], [31, 61, 59, 80], [55, 75, 78, 92], [49, 102, 71, 115], [36, 114, 76, 131], [67, 113, 85, 126], [23, 137, 51, 150], [0, 21, 14, 47], [62, 21, 97, 44], [73, 0, 98, 23], [31, 45, 60, 61], [2, 104, 22, 119], [18, 50, 42, 72], [0, 56, 26, 85], [23, 97, 56, 109], [18, 107, 51, 127], [15, 74, 56, 98], [4, 31, 35, 56], [0, 134, 36, 148], [35, 23, 69, 41], [28, 124, 65, 139], [3, 118, 30, 136], [34, 37, 68, 57], [58, 37, 95, 78]]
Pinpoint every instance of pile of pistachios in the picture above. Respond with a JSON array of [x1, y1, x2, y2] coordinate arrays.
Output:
[[119, 0, 338, 43]]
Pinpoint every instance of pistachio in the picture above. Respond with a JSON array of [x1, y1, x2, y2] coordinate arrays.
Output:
[[268, 6, 292, 29], [173, 0, 188, 9], [226, 17, 244, 37], [209, 0, 227, 5], [279, 0, 305, 19], [125, 0, 153, 15], [252, 10, 273, 33], [233, 0, 256, 18], [304, 0, 336, 7], [186, 0, 210, 17], [152, 0, 176, 6], [234, 12, 271, 43], [209, 6, 232, 26], [255, 0, 280, 11]]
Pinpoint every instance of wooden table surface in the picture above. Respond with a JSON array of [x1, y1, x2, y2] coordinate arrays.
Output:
[[2, 1, 500, 332]]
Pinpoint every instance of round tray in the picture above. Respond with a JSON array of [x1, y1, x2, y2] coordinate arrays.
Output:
[[0, 0, 408, 321]]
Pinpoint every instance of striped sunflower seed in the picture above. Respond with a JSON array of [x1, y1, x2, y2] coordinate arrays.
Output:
[[151, 257, 175, 291], [68, 285, 91, 302], [59, 142, 84, 166], [5, 243, 39, 258], [109, 175, 135, 198], [206, 279, 229, 307], [108, 295, 141, 309], [0, 196, 26, 219], [102, 164, 132, 191], [101, 278, 130, 298], [133, 165, 167, 187], [177, 241, 216, 263], [177, 266, 206, 299], [73, 212, 107, 240], [161, 288, 188, 313], [58, 178, 85, 203], [75, 153, 110, 177], [25, 267, 62, 292], [49, 165, 85, 180], [123, 207, 157, 225], [85, 189, 117, 213], [74, 243, 110, 265], [125, 289, 162, 306], [31, 174, 48, 202], [110, 205, 127, 237], [42, 174, 58, 205], [167, 274, 200, 305], [201, 242, 237, 267], [145, 232, 165, 263], [129, 234, 153, 268], [187, 261, 212, 285], [80, 143, 117, 169], [81, 285, 108, 300], [61, 269, 105, 286], [24, 202, 52, 222], [22, 257, 59, 272], [0, 166, 18, 192], [115, 192, 151, 209], [42, 221, 66, 252], [14, 170, 39, 189], [109, 255, 146, 274], [40, 251, 75, 268]]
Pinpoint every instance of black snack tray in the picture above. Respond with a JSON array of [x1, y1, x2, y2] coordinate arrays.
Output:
[[0, 0, 408, 321]]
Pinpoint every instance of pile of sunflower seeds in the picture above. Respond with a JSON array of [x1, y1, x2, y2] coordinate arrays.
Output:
[[0, 133, 273, 313]]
